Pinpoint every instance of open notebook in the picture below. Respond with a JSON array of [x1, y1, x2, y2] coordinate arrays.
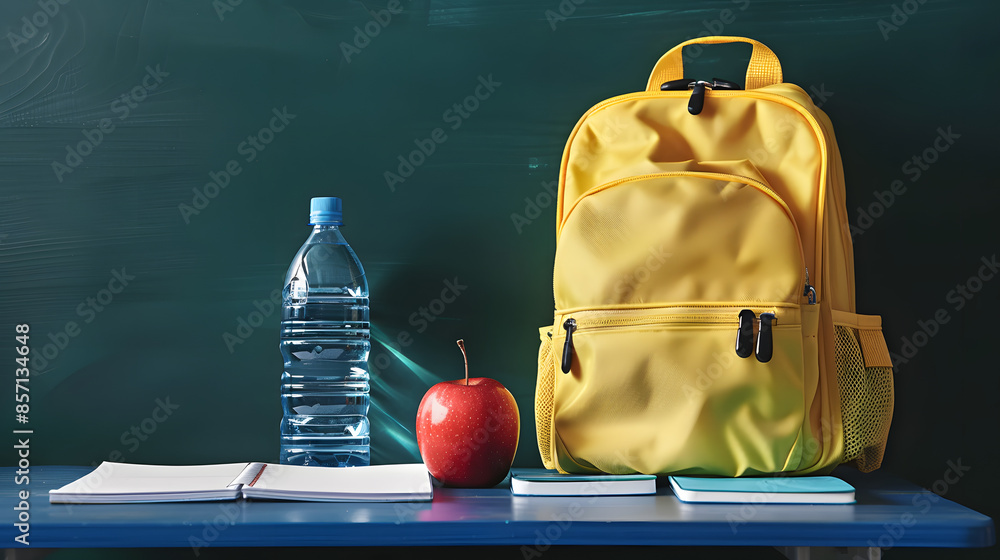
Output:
[[49, 462, 433, 504]]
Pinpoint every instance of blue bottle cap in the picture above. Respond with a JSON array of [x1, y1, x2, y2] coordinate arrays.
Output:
[[309, 197, 343, 225]]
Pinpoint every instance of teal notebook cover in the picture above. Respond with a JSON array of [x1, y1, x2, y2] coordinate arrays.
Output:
[[669, 476, 855, 504], [670, 476, 853, 494]]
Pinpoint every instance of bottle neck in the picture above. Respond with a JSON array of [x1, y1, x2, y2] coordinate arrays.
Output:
[[306, 224, 346, 244]]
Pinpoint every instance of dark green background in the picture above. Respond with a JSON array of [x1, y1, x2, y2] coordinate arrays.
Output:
[[1, 0, 996, 558]]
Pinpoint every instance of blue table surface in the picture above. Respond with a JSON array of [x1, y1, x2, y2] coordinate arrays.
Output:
[[0, 465, 994, 549]]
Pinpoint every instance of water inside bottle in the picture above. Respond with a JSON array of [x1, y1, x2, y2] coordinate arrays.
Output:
[[280, 239, 371, 467]]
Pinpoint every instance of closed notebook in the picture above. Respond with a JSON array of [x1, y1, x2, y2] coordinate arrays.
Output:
[[668, 476, 855, 504], [49, 462, 433, 504], [511, 472, 656, 496]]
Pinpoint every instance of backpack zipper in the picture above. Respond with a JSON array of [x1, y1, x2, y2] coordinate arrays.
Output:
[[556, 170, 811, 307], [559, 306, 790, 374], [562, 171, 795, 231], [660, 78, 743, 115]]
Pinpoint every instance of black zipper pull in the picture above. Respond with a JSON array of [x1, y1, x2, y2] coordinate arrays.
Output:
[[736, 309, 756, 359], [756, 313, 775, 363], [688, 81, 707, 115], [561, 318, 577, 373], [662, 78, 742, 116]]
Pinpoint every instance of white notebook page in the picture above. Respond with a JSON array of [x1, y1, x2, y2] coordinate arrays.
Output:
[[52, 462, 250, 496], [247, 463, 431, 497]]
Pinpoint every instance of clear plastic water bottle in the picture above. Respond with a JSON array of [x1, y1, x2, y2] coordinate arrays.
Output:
[[279, 197, 370, 467]]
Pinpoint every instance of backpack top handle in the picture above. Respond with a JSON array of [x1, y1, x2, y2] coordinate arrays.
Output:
[[645, 36, 783, 92]]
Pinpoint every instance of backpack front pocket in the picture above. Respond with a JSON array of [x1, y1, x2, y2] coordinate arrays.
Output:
[[547, 169, 815, 475], [554, 170, 809, 309], [551, 304, 806, 476]]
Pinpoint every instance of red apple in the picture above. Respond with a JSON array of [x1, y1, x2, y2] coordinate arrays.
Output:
[[415, 339, 520, 488]]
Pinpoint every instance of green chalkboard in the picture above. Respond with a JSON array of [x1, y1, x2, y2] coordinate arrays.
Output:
[[1, 1, 998, 557]]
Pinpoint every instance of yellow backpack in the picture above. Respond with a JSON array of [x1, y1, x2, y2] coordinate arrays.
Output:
[[534, 36, 894, 476]]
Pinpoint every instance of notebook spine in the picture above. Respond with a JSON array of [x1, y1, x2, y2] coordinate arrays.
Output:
[[228, 462, 267, 489]]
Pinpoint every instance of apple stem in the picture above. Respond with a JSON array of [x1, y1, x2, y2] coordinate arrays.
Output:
[[457, 339, 468, 386]]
